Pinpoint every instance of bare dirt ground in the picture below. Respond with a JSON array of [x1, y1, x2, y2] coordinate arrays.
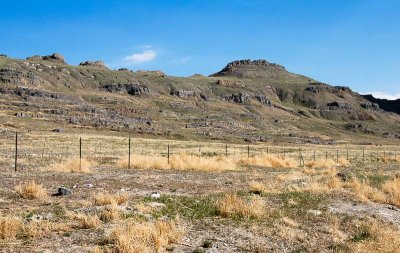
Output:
[[1, 158, 400, 253]]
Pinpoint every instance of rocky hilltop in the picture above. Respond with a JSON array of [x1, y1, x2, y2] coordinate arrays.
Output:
[[0, 53, 399, 144], [210, 59, 289, 78]]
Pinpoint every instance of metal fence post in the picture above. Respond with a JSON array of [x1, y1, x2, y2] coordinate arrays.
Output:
[[128, 137, 131, 169], [15, 132, 18, 172], [247, 145, 250, 158], [167, 144, 170, 164], [80, 137, 83, 166], [225, 143, 228, 156]]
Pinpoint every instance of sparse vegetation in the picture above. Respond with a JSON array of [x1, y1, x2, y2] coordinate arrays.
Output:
[[218, 193, 266, 219], [46, 158, 92, 173]]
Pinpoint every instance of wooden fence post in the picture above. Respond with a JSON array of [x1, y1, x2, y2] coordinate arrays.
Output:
[[314, 150, 316, 161], [14, 132, 18, 172], [247, 145, 250, 158], [225, 143, 228, 157]]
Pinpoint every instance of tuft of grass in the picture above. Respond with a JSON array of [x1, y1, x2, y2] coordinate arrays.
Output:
[[217, 193, 265, 219], [15, 181, 47, 199], [46, 158, 92, 173], [0, 216, 23, 241], [93, 192, 128, 206], [0, 215, 71, 241], [105, 220, 183, 253], [98, 204, 121, 222], [69, 212, 101, 229]]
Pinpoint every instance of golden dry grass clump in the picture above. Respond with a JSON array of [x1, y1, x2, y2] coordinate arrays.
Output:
[[118, 153, 236, 172], [305, 159, 336, 169], [238, 154, 297, 168], [46, 158, 92, 173], [218, 193, 265, 219], [0, 216, 23, 241], [350, 221, 400, 253], [382, 177, 400, 207], [346, 179, 387, 204], [93, 192, 128, 206], [68, 212, 101, 229], [105, 220, 183, 253], [15, 181, 47, 199], [0, 216, 70, 241]]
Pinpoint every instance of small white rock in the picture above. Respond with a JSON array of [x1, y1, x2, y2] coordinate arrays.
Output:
[[150, 192, 161, 199]]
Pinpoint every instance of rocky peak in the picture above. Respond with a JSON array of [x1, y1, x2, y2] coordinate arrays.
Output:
[[79, 60, 108, 69], [210, 59, 287, 78], [26, 53, 66, 63]]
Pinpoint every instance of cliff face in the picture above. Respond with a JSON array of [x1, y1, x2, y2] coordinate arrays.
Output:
[[0, 54, 399, 144], [362, 95, 400, 114]]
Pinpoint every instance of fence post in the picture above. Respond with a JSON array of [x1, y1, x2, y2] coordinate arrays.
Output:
[[225, 143, 228, 157], [167, 144, 170, 164], [267, 147, 269, 155], [336, 150, 339, 163], [79, 137, 82, 170], [128, 137, 131, 169], [14, 132, 18, 172], [363, 149, 365, 162], [314, 150, 316, 161], [325, 151, 328, 161], [283, 149, 286, 159], [198, 146, 201, 158], [347, 150, 349, 160], [247, 145, 250, 158]]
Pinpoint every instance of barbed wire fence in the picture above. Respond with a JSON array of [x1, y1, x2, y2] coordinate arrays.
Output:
[[1, 131, 399, 172]]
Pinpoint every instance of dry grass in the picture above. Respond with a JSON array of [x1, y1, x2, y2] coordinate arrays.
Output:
[[118, 153, 235, 172], [306, 159, 336, 169], [93, 192, 128, 206], [98, 204, 121, 222], [46, 158, 92, 173], [0, 216, 70, 241], [218, 193, 265, 219], [249, 181, 267, 194], [350, 221, 400, 253], [382, 178, 400, 207], [0, 216, 23, 241], [105, 220, 183, 253], [346, 179, 387, 203], [15, 181, 47, 199], [238, 154, 297, 168], [69, 213, 101, 229]]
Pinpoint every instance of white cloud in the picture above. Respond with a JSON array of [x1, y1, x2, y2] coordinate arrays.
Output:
[[362, 91, 400, 100], [171, 56, 192, 64], [124, 49, 156, 64]]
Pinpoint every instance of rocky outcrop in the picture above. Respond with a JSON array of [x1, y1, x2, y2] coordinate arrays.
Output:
[[210, 59, 287, 78], [170, 89, 196, 98], [221, 93, 272, 106], [79, 60, 108, 69], [306, 85, 352, 94], [327, 101, 353, 110], [222, 93, 251, 104], [0, 68, 41, 86], [361, 102, 379, 110], [102, 83, 150, 96], [27, 53, 66, 63]]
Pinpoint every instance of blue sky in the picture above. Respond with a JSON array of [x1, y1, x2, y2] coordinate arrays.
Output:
[[1, 0, 399, 99]]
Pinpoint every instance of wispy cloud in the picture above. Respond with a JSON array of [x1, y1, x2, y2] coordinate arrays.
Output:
[[123, 46, 157, 64], [362, 91, 400, 100], [171, 56, 192, 64]]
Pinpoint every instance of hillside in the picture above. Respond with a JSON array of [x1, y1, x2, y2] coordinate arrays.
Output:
[[0, 53, 399, 145]]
